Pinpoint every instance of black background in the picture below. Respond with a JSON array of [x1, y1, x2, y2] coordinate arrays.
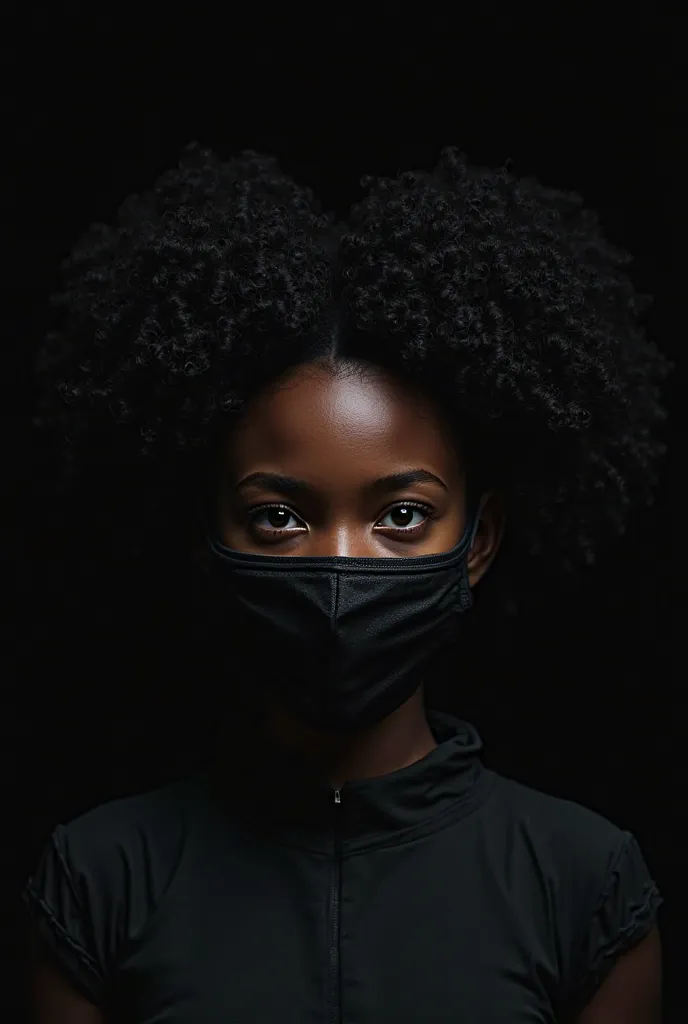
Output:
[[2, 9, 684, 1021]]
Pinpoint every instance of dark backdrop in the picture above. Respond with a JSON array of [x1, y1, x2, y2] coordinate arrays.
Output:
[[2, 10, 683, 1021]]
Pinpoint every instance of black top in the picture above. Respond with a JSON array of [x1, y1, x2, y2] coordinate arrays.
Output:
[[22, 711, 662, 1023]]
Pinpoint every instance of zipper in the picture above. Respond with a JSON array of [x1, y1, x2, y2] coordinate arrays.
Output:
[[329, 788, 342, 1024]]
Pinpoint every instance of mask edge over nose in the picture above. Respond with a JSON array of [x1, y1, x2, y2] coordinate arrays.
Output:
[[202, 505, 482, 735]]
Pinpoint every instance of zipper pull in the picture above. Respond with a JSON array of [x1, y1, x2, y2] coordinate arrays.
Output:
[[334, 789, 342, 805]]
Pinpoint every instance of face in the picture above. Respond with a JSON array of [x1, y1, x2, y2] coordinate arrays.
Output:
[[210, 360, 503, 583]]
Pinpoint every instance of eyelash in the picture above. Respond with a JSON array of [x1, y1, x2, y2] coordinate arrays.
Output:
[[246, 501, 438, 539]]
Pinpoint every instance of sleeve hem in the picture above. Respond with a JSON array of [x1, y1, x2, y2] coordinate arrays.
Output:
[[566, 880, 663, 1016], [591, 880, 663, 966], [22, 884, 106, 1006]]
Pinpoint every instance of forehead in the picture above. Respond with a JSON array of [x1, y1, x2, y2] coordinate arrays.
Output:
[[228, 362, 460, 469]]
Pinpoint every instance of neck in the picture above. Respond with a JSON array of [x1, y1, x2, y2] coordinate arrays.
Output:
[[261, 687, 438, 789]]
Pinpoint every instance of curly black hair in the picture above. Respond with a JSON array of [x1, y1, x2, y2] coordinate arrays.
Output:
[[31, 142, 672, 613]]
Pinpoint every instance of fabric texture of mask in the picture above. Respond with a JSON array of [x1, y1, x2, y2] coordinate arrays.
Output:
[[204, 512, 481, 734]]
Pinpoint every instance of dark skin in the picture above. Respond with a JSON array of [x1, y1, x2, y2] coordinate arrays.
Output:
[[211, 357, 504, 788], [30, 358, 662, 1021]]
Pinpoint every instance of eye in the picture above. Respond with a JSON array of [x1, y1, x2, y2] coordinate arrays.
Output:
[[248, 504, 306, 535], [246, 500, 437, 541], [376, 502, 435, 534]]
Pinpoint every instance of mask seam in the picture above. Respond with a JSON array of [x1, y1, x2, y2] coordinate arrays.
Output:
[[331, 571, 339, 629]]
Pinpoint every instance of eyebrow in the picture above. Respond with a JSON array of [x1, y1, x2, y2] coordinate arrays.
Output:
[[236, 468, 448, 497]]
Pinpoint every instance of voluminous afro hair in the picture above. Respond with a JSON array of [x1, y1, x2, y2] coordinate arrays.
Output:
[[31, 142, 672, 612]]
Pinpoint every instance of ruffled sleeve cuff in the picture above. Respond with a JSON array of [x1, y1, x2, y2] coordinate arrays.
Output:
[[566, 830, 663, 1015], [22, 827, 107, 1005]]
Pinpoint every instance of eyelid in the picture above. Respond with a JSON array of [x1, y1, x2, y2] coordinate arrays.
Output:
[[378, 499, 433, 517], [247, 502, 306, 517], [246, 502, 307, 532]]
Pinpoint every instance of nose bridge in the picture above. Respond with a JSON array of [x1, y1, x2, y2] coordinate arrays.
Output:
[[310, 521, 372, 559]]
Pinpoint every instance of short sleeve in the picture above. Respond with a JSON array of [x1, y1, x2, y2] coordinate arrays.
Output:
[[565, 830, 663, 1015], [21, 781, 189, 1009], [22, 824, 108, 1004]]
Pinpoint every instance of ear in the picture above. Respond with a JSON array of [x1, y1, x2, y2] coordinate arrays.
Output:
[[468, 490, 506, 587]]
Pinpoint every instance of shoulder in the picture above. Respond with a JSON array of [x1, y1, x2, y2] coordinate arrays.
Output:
[[485, 771, 660, 926], [22, 776, 200, 1004], [488, 772, 630, 877], [52, 776, 195, 870], [484, 773, 663, 1015], [37, 777, 196, 908]]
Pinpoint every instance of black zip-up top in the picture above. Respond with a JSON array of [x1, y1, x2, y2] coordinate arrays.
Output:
[[23, 711, 662, 1022]]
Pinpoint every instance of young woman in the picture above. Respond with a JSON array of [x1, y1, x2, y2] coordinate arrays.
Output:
[[23, 144, 669, 1022]]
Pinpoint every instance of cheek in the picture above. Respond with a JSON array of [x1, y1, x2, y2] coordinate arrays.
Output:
[[219, 522, 252, 553], [445, 513, 467, 549], [423, 509, 466, 555], [213, 492, 247, 547]]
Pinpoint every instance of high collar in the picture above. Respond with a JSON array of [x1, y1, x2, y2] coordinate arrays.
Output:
[[200, 711, 490, 854]]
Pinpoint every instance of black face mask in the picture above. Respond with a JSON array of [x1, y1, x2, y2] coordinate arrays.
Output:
[[203, 509, 481, 735]]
